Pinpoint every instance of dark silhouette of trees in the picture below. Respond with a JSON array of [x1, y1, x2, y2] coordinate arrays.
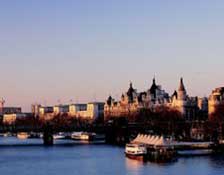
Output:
[[210, 104, 224, 123], [136, 106, 185, 137], [41, 113, 93, 131], [105, 106, 186, 138]]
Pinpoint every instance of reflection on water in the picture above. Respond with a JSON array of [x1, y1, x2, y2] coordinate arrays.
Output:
[[209, 155, 224, 169], [1, 137, 224, 175], [125, 158, 145, 171]]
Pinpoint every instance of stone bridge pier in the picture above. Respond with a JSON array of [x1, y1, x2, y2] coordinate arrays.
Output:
[[43, 123, 54, 146]]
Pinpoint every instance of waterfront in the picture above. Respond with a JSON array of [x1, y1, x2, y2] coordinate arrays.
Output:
[[0, 138, 224, 175]]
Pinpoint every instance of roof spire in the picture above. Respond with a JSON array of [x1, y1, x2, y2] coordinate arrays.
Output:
[[130, 81, 133, 88], [150, 77, 158, 95], [153, 75, 156, 84], [178, 77, 186, 91]]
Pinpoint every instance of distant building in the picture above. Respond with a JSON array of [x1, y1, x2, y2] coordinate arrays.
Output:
[[190, 127, 205, 141], [104, 78, 203, 120], [3, 113, 27, 125], [69, 104, 88, 117], [0, 98, 22, 115], [86, 102, 104, 119], [39, 106, 54, 120], [31, 104, 41, 117], [104, 79, 170, 118], [197, 97, 208, 120], [0, 107, 22, 115], [69, 103, 104, 119], [170, 78, 199, 120], [198, 97, 208, 112], [39, 106, 54, 115], [53, 105, 69, 115], [37, 102, 105, 121], [208, 87, 224, 116]]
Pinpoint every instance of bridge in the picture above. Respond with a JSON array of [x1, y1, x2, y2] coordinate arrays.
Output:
[[0, 122, 105, 145], [0, 119, 220, 147]]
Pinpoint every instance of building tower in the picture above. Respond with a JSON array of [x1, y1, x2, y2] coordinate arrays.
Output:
[[150, 77, 158, 99], [208, 87, 224, 116], [0, 98, 5, 115], [177, 78, 187, 115], [127, 82, 136, 103]]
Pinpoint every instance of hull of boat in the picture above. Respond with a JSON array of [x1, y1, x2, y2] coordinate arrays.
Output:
[[125, 153, 147, 161], [53, 135, 65, 140], [71, 133, 95, 141], [17, 133, 29, 140]]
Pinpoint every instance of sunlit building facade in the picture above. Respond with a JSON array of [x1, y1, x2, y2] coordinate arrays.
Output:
[[3, 113, 27, 125], [208, 87, 224, 116], [104, 78, 206, 120], [36, 102, 104, 120]]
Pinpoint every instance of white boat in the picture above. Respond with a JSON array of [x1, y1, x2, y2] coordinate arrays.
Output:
[[0, 133, 10, 137], [71, 132, 83, 140], [53, 132, 65, 140], [17, 132, 29, 140], [125, 143, 147, 161], [71, 132, 96, 141]]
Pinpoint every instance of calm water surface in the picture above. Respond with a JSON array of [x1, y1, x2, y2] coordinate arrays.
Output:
[[0, 137, 224, 175]]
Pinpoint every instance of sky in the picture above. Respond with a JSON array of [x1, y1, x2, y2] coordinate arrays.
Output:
[[0, 0, 224, 112]]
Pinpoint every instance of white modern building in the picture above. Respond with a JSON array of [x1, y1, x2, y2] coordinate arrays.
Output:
[[35, 102, 105, 120], [0, 99, 21, 115], [69, 102, 104, 119], [3, 113, 28, 124]]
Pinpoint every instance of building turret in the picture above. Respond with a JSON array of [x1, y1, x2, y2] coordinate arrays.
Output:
[[172, 90, 178, 100], [127, 82, 136, 103], [178, 78, 187, 101], [0, 98, 5, 115], [175, 78, 187, 115], [208, 87, 224, 116], [106, 96, 113, 106], [149, 77, 158, 100]]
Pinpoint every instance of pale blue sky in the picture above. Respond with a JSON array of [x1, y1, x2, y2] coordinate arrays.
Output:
[[0, 0, 224, 111]]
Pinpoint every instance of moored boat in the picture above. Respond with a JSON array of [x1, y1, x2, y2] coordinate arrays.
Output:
[[128, 134, 177, 162], [125, 143, 147, 161], [53, 132, 66, 140], [71, 132, 82, 140], [17, 132, 29, 140], [0, 132, 11, 137], [71, 132, 96, 141]]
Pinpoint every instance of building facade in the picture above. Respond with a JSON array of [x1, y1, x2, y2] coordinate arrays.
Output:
[[104, 78, 206, 120], [3, 113, 28, 125], [31, 104, 41, 117], [53, 105, 69, 115], [36, 102, 105, 120], [208, 87, 224, 116], [69, 102, 104, 119], [170, 78, 203, 120]]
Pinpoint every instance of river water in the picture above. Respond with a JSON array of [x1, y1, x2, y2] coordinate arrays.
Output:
[[1, 137, 224, 175]]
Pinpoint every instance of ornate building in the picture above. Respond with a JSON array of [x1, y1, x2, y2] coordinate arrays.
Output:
[[170, 78, 202, 120], [104, 78, 206, 120], [104, 78, 170, 118], [104, 83, 140, 117], [208, 87, 224, 116]]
